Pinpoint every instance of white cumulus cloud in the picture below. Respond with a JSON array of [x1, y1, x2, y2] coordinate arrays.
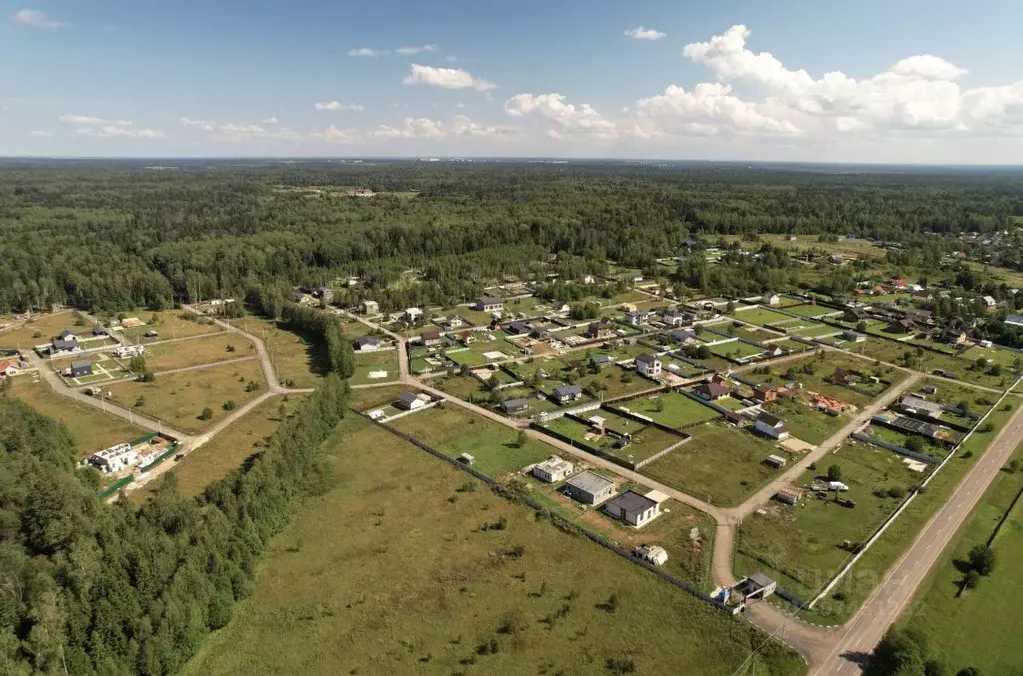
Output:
[[348, 47, 384, 57], [59, 115, 111, 125], [314, 101, 365, 111], [396, 44, 438, 55], [310, 125, 361, 142], [624, 26, 666, 40], [450, 115, 519, 138], [370, 117, 445, 139], [13, 9, 68, 28], [505, 93, 618, 139], [403, 64, 495, 92], [262, 116, 278, 124]]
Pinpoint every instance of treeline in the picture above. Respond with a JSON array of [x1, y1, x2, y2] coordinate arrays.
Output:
[[0, 375, 349, 674], [4, 162, 1023, 313]]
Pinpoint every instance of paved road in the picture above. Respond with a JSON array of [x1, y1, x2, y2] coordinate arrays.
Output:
[[817, 398, 1023, 674]]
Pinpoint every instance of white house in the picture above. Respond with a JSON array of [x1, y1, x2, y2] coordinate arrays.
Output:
[[354, 335, 381, 352], [754, 412, 789, 439], [402, 307, 423, 323], [582, 275, 596, 285], [635, 353, 662, 378], [0, 360, 20, 377], [114, 344, 145, 359], [362, 299, 380, 315], [474, 297, 504, 312], [532, 456, 574, 483], [762, 292, 781, 307], [983, 295, 998, 309], [397, 392, 427, 411]]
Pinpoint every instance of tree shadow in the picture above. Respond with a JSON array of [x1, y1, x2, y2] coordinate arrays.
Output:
[[951, 558, 973, 575], [839, 651, 872, 667]]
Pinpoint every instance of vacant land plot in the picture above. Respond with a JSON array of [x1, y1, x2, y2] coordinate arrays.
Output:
[[135, 394, 306, 502], [617, 392, 721, 428], [845, 339, 1007, 388], [901, 441, 1023, 675], [643, 423, 796, 507], [351, 349, 401, 385], [390, 405, 554, 477], [185, 416, 803, 676], [811, 399, 1020, 623], [710, 340, 765, 361], [734, 307, 801, 327], [735, 441, 923, 605], [782, 304, 841, 319], [0, 311, 83, 348], [10, 377, 147, 456], [961, 344, 1023, 371], [137, 333, 257, 372], [349, 384, 408, 411], [229, 315, 327, 388], [543, 412, 684, 465], [754, 354, 904, 408], [788, 323, 841, 339], [120, 310, 223, 340], [106, 360, 267, 434], [766, 398, 849, 445]]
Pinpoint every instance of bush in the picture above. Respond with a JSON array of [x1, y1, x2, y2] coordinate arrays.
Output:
[[887, 486, 906, 499], [963, 570, 981, 590], [198, 407, 214, 420], [245, 381, 260, 392], [905, 436, 926, 454], [223, 400, 237, 411], [827, 464, 843, 482]]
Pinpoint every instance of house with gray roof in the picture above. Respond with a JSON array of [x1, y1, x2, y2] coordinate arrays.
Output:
[[899, 394, 943, 419], [564, 471, 616, 505], [501, 398, 529, 414], [552, 384, 583, 404], [604, 490, 660, 526]]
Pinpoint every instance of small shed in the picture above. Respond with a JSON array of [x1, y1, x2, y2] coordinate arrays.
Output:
[[458, 453, 475, 466], [765, 454, 787, 469], [634, 544, 669, 566]]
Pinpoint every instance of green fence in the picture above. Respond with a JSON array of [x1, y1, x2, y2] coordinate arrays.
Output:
[[139, 443, 180, 473], [98, 476, 133, 499]]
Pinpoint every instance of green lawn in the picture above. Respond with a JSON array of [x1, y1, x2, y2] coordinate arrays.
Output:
[[765, 398, 849, 445], [351, 350, 401, 385], [961, 344, 1023, 371], [184, 416, 804, 676], [615, 391, 721, 428], [734, 307, 803, 327], [901, 439, 1023, 676], [0, 311, 85, 349], [710, 340, 765, 361], [642, 423, 796, 507], [781, 304, 841, 319], [735, 441, 925, 610], [389, 405, 553, 477], [230, 314, 328, 388], [754, 354, 904, 408], [844, 338, 1008, 389], [788, 323, 842, 339]]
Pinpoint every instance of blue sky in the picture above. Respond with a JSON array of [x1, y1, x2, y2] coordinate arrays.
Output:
[[4, 0, 1023, 162]]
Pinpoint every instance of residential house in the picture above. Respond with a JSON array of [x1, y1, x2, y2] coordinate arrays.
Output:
[[552, 384, 583, 404], [635, 353, 662, 378], [70, 360, 93, 378], [775, 488, 804, 505], [0, 360, 20, 377], [753, 385, 778, 403], [458, 331, 476, 346], [474, 297, 504, 312], [49, 336, 80, 356], [661, 308, 690, 327], [397, 392, 427, 411], [362, 299, 380, 315], [505, 321, 532, 336], [586, 318, 617, 340], [89, 443, 139, 474], [590, 354, 613, 368], [114, 344, 145, 359], [762, 292, 781, 306], [900, 394, 943, 419], [829, 254, 844, 264], [402, 307, 423, 323], [832, 367, 859, 385], [625, 310, 649, 327], [763, 344, 787, 357], [317, 287, 334, 303], [502, 398, 530, 414], [354, 335, 381, 351], [441, 315, 464, 331], [905, 308, 933, 325], [530, 327, 553, 341], [422, 330, 442, 347], [1005, 314, 1023, 328], [694, 381, 729, 401], [92, 327, 109, 336], [840, 330, 867, 343], [604, 490, 660, 526], [885, 318, 918, 335], [843, 307, 869, 322], [564, 471, 616, 505], [754, 412, 789, 439], [983, 295, 998, 310], [532, 456, 574, 483], [912, 289, 934, 302]]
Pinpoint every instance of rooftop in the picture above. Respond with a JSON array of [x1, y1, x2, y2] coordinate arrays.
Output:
[[566, 470, 614, 494], [606, 490, 657, 513]]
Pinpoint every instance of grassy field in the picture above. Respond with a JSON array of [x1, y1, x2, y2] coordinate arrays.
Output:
[[134, 394, 306, 502], [184, 415, 804, 676], [961, 344, 1023, 371], [787, 323, 841, 339], [781, 304, 840, 319], [616, 391, 722, 428], [389, 405, 554, 477], [351, 349, 401, 385], [120, 310, 223, 340], [901, 440, 1023, 675], [642, 422, 795, 507], [710, 340, 765, 361], [137, 333, 257, 372], [843, 338, 1008, 389], [754, 353, 904, 408], [349, 384, 408, 411], [735, 441, 925, 607], [10, 377, 147, 456], [0, 311, 84, 348], [105, 360, 267, 434], [229, 315, 327, 388]]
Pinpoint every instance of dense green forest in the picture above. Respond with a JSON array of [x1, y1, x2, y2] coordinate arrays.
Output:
[[3, 160, 1023, 314]]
